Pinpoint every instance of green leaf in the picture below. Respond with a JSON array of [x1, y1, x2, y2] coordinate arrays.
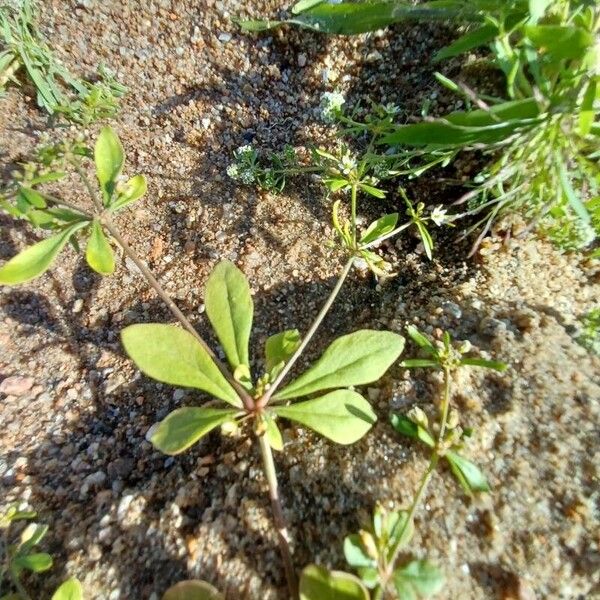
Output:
[[360, 213, 398, 245], [528, 0, 552, 23], [13, 552, 53, 573], [121, 324, 241, 407], [0, 221, 87, 285], [95, 126, 124, 205], [52, 578, 83, 600], [19, 523, 48, 552], [274, 330, 404, 400], [151, 407, 240, 455], [111, 174, 148, 211], [400, 359, 439, 369], [358, 183, 386, 198], [385, 510, 414, 557], [292, 0, 324, 14], [265, 329, 301, 374], [162, 580, 224, 600], [344, 534, 377, 569], [557, 157, 590, 224], [264, 413, 284, 451], [446, 451, 490, 493], [460, 357, 507, 371], [18, 187, 47, 208], [390, 414, 435, 447], [524, 25, 594, 61], [237, 2, 475, 35], [86, 219, 115, 275], [273, 389, 376, 445], [205, 260, 253, 370], [434, 23, 498, 62], [393, 560, 444, 600], [299, 565, 369, 600], [579, 78, 597, 136], [406, 325, 437, 355]]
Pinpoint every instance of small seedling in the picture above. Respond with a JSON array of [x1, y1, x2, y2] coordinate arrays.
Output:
[[0, 127, 147, 285], [0, 0, 125, 123], [0, 504, 82, 600], [122, 259, 405, 596]]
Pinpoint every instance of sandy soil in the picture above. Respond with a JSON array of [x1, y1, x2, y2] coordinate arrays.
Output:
[[1, 1, 599, 599]]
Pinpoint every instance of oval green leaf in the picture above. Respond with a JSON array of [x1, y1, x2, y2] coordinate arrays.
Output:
[[445, 451, 490, 493], [121, 324, 241, 407], [151, 407, 240, 455], [95, 126, 124, 205], [162, 580, 224, 600], [52, 578, 83, 600], [205, 260, 253, 370], [274, 330, 404, 400], [14, 552, 53, 573], [265, 329, 301, 374], [273, 389, 376, 445], [299, 564, 369, 600], [0, 221, 87, 285], [393, 560, 444, 600], [86, 220, 115, 275], [19, 187, 47, 209], [360, 213, 398, 245], [343, 535, 377, 569]]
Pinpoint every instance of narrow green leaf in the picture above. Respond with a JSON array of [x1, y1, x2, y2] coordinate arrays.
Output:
[[86, 220, 115, 275], [360, 213, 398, 245], [387, 510, 414, 557], [446, 451, 490, 493], [400, 359, 439, 369], [358, 183, 386, 198], [273, 389, 376, 445], [300, 565, 369, 600], [111, 174, 148, 211], [162, 580, 225, 600], [52, 578, 83, 600], [393, 560, 444, 600], [557, 158, 590, 224], [18, 187, 46, 208], [0, 221, 86, 285], [121, 324, 241, 407], [265, 329, 301, 374], [275, 330, 404, 400], [205, 260, 253, 370], [151, 407, 239, 455], [344, 535, 377, 569], [95, 126, 124, 205], [579, 78, 597, 136], [406, 325, 437, 355], [390, 414, 435, 447], [13, 552, 53, 573], [460, 357, 507, 371], [292, 0, 324, 15], [434, 23, 498, 62]]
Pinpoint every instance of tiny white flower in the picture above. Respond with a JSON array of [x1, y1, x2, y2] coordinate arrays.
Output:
[[235, 145, 254, 158], [431, 205, 449, 227], [320, 91, 345, 122], [226, 164, 240, 180], [338, 150, 357, 175], [382, 102, 400, 116], [239, 168, 255, 185]]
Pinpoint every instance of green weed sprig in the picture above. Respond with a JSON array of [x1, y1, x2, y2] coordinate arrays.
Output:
[[0, 504, 82, 600], [0, 1, 125, 123]]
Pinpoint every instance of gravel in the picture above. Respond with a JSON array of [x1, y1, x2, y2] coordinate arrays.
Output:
[[0, 1, 598, 599]]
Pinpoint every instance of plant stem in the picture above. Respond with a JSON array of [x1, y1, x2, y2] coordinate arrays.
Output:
[[258, 433, 297, 599], [351, 183, 358, 248], [37, 191, 94, 219], [258, 256, 355, 406], [101, 218, 255, 411], [378, 367, 452, 594]]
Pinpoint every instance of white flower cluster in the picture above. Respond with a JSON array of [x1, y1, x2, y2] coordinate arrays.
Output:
[[382, 102, 401, 116], [320, 91, 345, 122], [227, 145, 257, 184]]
